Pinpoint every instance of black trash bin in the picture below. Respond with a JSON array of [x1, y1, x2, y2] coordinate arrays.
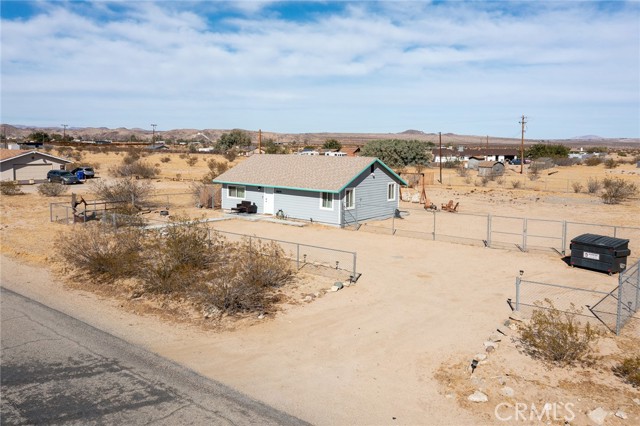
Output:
[[570, 233, 631, 274]]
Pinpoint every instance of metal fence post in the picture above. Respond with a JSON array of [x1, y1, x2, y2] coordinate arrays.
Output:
[[66, 207, 69, 225], [523, 218, 528, 251], [392, 210, 395, 235], [432, 211, 436, 241], [562, 220, 567, 255], [515, 277, 521, 311], [616, 273, 624, 335], [614, 226, 618, 238], [50, 203, 53, 222], [352, 252, 357, 282], [487, 214, 492, 247], [297, 244, 300, 270]]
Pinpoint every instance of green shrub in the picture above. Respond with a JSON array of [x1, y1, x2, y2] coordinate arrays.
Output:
[[613, 356, 640, 387], [37, 182, 68, 197], [0, 180, 23, 196], [518, 299, 600, 366]]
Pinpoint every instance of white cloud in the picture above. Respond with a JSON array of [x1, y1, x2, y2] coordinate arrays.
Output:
[[1, 1, 638, 137]]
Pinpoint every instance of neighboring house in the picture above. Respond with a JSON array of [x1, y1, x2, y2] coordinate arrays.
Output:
[[477, 161, 505, 177], [325, 151, 347, 157], [146, 143, 169, 151], [0, 149, 71, 183], [341, 146, 361, 157], [213, 154, 408, 227], [298, 149, 320, 156]]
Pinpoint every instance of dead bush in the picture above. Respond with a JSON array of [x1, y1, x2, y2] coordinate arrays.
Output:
[[496, 177, 505, 186], [613, 356, 640, 387], [585, 156, 603, 166], [202, 159, 229, 183], [224, 149, 237, 162], [160, 156, 171, 163], [122, 150, 141, 164], [185, 156, 198, 167], [202, 239, 294, 315], [518, 299, 600, 366], [90, 178, 153, 206], [0, 180, 23, 196], [111, 160, 159, 178], [456, 167, 469, 177], [601, 178, 638, 204], [571, 182, 583, 193], [463, 176, 473, 185], [55, 224, 144, 277], [480, 176, 490, 186], [587, 177, 601, 194], [528, 164, 540, 181], [37, 182, 69, 197], [604, 158, 618, 169], [511, 180, 522, 189]]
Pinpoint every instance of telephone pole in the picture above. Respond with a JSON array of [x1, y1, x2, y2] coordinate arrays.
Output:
[[486, 135, 489, 149], [519, 115, 527, 174], [258, 129, 262, 154], [61, 124, 68, 142], [151, 124, 157, 144], [439, 131, 442, 184]]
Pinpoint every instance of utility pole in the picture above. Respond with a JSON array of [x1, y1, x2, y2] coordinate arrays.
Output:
[[486, 135, 489, 149], [519, 115, 527, 174], [439, 131, 442, 184], [258, 129, 262, 154], [151, 124, 157, 144], [61, 124, 68, 142]]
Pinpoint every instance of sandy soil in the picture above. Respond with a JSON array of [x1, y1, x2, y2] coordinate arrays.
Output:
[[1, 150, 639, 425]]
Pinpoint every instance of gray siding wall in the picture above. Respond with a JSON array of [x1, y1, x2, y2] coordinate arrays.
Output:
[[340, 164, 399, 226], [221, 185, 263, 211], [273, 188, 340, 225]]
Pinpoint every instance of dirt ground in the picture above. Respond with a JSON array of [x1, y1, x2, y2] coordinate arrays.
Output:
[[1, 149, 639, 425]]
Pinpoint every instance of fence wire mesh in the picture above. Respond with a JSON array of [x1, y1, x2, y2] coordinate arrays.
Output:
[[515, 261, 640, 335]]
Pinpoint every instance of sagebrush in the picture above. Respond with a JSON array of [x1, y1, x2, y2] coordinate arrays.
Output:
[[601, 178, 638, 204], [518, 299, 600, 366], [613, 356, 640, 387], [0, 180, 23, 196], [38, 182, 69, 197]]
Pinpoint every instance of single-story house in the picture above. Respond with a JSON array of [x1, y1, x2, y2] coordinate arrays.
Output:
[[0, 149, 71, 183], [341, 146, 361, 157], [146, 143, 169, 151], [213, 154, 408, 227], [477, 161, 505, 177]]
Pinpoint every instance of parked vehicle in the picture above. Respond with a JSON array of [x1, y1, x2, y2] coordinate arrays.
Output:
[[47, 170, 80, 184], [71, 167, 95, 179]]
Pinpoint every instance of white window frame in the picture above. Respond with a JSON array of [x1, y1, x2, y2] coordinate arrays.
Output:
[[228, 185, 246, 199], [345, 188, 355, 210], [387, 183, 396, 201], [320, 192, 334, 210]]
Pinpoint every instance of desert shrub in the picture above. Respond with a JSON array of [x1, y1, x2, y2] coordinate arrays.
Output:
[[587, 177, 601, 194], [443, 160, 461, 169], [518, 299, 600, 366], [528, 164, 540, 181], [57, 147, 72, 157], [585, 156, 603, 166], [601, 178, 638, 204], [571, 182, 583, 193], [604, 158, 618, 169], [122, 151, 141, 165], [496, 177, 505, 186], [554, 157, 577, 167], [160, 156, 171, 163], [140, 220, 220, 294], [111, 160, 159, 178], [0, 180, 23, 196], [90, 178, 153, 206], [202, 239, 293, 314], [224, 149, 237, 162], [202, 159, 229, 183], [55, 224, 144, 277], [464, 176, 473, 185], [618, 152, 628, 157], [185, 156, 198, 167], [511, 180, 522, 189], [480, 176, 490, 186], [178, 153, 188, 159], [37, 182, 68, 197], [69, 150, 84, 162], [613, 356, 640, 387], [456, 167, 469, 177]]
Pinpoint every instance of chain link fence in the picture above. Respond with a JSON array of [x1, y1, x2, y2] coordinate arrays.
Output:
[[513, 260, 640, 335], [360, 206, 640, 263]]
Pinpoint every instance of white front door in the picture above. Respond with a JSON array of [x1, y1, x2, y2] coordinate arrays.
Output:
[[263, 187, 275, 214]]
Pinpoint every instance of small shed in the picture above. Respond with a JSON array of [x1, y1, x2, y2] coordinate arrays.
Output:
[[0, 149, 71, 183], [477, 161, 505, 177], [467, 156, 485, 170]]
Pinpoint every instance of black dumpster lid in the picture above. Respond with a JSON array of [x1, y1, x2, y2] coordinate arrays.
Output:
[[571, 233, 629, 249]]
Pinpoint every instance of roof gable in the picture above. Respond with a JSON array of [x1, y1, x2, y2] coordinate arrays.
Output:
[[213, 154, 407, 193], [0, 149, 71, 164]]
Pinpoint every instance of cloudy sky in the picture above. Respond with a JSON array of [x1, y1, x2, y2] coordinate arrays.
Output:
[[1, 1, 639, 139]]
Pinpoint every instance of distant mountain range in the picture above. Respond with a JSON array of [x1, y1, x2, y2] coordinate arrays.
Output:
[[2, 124, 638, 147]]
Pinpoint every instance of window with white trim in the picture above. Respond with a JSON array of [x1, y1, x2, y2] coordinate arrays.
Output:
[[387, 183, 396, 201], [345, 188, 355, 210], [321, 192, 333, 209], [228, 185, 245, 199]]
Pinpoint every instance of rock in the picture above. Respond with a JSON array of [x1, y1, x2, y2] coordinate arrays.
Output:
[[330, 282, 344, 292], [313, 292, 321, 298], [467, 391, 488, 403], [258, 313, 265, 319], [486, 346, 495, 353], [303, 295, 313, 302], [484, 341, 498, 350], [497, 376, 506, 386], [475, 353, 487, 361], [615, 409, 628, 420], [588, 407, 608, 425], [411, 193, 421, 203], [202, 306, 221, 319], [633, 398, 640, 406], [509, 311, 524, 322], [488, 333, 502, 343], [508, 323, 518, 331], [499, 386, 514, 397], [129, 290, 144, 299], [503, 319, 512, 327]]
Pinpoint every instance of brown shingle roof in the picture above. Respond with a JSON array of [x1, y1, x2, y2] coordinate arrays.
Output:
[[0, 149, 30, 161], [213, 154, 406, 192]]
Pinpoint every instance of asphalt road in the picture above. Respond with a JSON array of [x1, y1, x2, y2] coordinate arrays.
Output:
[[0, 287, 309, 425]]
